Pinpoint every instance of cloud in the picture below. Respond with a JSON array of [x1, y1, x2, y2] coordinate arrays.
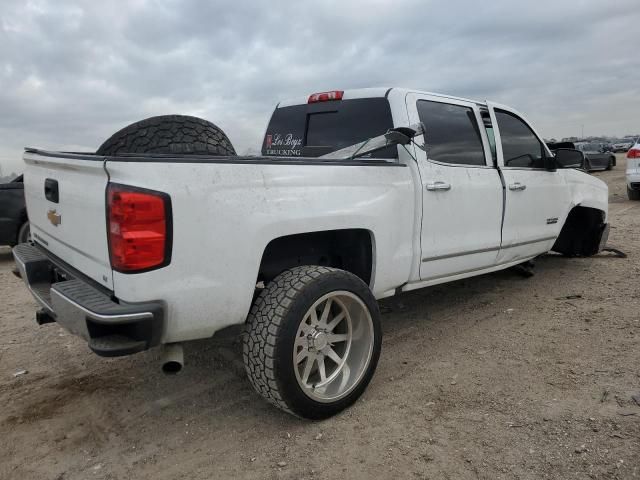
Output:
[[1, 0, 639, 174]]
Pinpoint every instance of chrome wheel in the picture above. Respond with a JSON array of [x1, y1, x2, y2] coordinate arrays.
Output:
[[293, 290, 374, 403], [244, 266, 382, 418]]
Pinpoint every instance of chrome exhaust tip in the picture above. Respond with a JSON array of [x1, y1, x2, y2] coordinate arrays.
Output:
[[161, 343, 184, 375]]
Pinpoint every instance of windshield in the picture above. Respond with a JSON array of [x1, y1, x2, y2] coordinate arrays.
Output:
[[262, 98, 397, 158]]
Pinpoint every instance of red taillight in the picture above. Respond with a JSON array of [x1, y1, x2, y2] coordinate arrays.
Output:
[[627, 148, 640, 159], [308, 90, 344, 103], [107, 184, 171, 272]]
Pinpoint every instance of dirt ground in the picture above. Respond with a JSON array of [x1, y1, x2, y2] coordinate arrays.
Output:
[[1, 154, 638, 480]]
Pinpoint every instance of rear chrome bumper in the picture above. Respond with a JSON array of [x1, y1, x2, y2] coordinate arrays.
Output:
[[13, 242, 164, 357]]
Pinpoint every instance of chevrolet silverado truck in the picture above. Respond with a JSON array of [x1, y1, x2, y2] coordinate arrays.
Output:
[[13, 88, 609, 419]]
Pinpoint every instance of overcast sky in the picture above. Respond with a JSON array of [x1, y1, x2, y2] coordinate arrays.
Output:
[[1, 0, 639, 175]]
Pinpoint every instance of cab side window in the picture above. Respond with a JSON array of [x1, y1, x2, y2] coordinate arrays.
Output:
[[495, 110, 545, 169], [416, 100, 486, 166]]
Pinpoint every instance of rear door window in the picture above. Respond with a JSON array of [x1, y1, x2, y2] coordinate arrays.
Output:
[[262, 98, 397, 158], [416, 100, 487, 166]]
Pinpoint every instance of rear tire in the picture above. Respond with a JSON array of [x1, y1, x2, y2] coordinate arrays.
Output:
[[628, 187, 640, 201], [96, 115, 235, 156], [243, 266, 382, 419]]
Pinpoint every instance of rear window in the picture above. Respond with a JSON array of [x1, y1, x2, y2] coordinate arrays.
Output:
[[262, 98, 397, 158]]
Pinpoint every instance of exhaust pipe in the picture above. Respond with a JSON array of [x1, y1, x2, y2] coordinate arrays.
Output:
[[161, 343, 184, 375]]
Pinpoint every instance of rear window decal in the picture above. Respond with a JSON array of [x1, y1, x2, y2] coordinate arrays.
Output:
[[264, 133, 303, 156]]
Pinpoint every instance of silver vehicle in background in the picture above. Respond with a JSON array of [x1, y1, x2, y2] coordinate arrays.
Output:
[[613, 141, 634, 153]]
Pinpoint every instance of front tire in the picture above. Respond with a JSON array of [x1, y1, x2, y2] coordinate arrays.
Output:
[[243, 266, 381, 419]]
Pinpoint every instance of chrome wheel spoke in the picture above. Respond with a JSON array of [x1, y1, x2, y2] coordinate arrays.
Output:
[[295, 348, 309, 364], [317, 356, 327, 384], [298, 322, 312, 335], [327, 333, 348, 344], [319, 298, 333, 326], [308, 308, 319, 326], [294, 334, 307, 349], [301, 356, 315, 384], [325, 311, 345, 332], [325, 347, 343, 365]]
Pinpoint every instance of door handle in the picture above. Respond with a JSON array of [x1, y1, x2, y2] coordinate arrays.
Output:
[[508, 182, 527, 191], [426, 181, 451, 191]]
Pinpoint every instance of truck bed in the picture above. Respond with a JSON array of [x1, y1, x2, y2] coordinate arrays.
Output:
[[22, 147, 417, 343]]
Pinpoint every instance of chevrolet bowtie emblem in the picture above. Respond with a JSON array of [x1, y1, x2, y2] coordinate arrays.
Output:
[[47, 209, 62, 226]]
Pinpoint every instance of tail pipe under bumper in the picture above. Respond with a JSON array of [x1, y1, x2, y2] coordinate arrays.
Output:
[[161, 343, 184, 375]]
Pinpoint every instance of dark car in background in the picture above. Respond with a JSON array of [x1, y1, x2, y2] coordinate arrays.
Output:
[[0, 175, 29, 246], [575, 142, 616, 171]]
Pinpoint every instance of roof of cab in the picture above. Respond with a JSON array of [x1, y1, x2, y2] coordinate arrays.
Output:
[[276, 87, 486, 109]]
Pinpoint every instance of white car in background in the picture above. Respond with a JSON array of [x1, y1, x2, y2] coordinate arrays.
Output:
[[627, 139, 640, 200]]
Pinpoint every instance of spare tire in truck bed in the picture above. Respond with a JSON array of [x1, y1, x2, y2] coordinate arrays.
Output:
[[96, 115, 236, 156]]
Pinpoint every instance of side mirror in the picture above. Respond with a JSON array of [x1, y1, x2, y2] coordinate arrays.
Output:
[[554, 148, 585, 169]]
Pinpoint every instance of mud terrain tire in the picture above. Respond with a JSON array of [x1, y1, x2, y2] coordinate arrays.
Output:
[[96, 115, 235, 156], [243, 266, 382, 419]]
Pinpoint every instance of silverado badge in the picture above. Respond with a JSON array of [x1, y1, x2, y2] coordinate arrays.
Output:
[[47, 209, 61, 226]]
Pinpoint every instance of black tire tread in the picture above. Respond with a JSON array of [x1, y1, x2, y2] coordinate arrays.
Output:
[[242, 265, 341, 416], [96, 115, 236, 156], [628, 187, 640, 201]]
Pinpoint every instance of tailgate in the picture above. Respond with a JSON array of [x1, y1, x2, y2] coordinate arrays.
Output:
[[23, 150, 113, 290]]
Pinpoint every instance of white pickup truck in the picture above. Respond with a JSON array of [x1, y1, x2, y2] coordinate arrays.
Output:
[[13, 87, 609, 419]]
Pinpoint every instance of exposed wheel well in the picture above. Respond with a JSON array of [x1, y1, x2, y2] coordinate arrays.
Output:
[[257, 229, 374, 286], [552, 206, 606, 257]]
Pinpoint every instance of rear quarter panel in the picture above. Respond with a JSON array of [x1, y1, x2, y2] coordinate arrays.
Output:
[[106, 160, 415, 342]]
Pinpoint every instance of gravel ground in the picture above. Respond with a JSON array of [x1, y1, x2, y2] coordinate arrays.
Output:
[[1, 154, 638, 480]]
